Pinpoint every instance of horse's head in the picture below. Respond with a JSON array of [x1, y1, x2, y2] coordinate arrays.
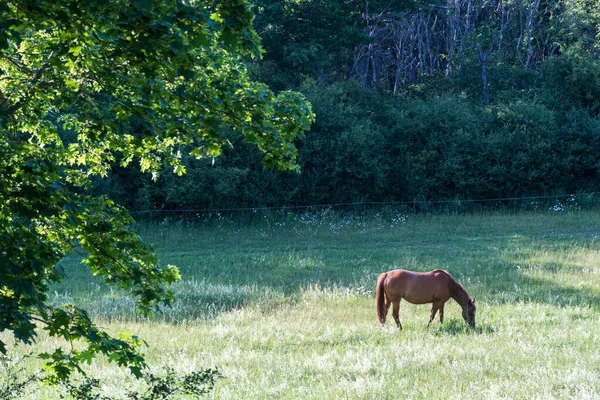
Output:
[[462, 298, 476, 328]]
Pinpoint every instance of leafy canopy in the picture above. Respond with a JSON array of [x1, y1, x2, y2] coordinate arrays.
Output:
[[0, 0, 313, 382]]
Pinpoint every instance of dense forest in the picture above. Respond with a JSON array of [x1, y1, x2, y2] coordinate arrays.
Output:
[[99, 0, 600, 210]]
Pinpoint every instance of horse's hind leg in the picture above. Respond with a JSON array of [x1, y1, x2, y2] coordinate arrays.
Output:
[[392, 300, 402, 329], [439, 303, 445, 324], [384, 296, 391, 323], [379, 296, 391, 326]]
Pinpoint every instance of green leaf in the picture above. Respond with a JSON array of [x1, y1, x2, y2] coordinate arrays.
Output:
[[68, 45, 83, 56], [173, 164, 186, 175], [66, 58, 76, 71]]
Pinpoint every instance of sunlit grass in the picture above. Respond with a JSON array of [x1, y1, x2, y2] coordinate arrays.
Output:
[[3, 209, 600, 398]]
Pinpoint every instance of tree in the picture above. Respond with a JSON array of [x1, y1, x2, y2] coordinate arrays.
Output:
[[0, 0, 313, 384], [251, 0, 368, 88]]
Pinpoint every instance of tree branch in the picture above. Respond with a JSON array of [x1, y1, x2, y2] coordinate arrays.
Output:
[[6, 61, 52, 115]]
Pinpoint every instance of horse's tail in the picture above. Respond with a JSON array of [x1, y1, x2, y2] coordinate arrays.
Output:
[[376, 272, 388, 325]]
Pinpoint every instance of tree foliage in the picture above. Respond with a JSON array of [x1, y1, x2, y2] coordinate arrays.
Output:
[[249, 0, 600, 104], [0, 0, 313, 383], [63, 367, 221, 400], [121, 79, 600, 209], [252, 0, 366, 86]]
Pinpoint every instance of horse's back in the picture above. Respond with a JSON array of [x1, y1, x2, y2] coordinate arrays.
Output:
[[383, 269, 452, 304]]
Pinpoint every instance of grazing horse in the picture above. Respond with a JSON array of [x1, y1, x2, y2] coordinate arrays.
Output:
[[376, 269, 476, 329]]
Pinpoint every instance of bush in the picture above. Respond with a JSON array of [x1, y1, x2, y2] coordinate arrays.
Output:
[[63, 367, 221, 400], [96, 78, 600, 212], [539, 56, 600, 115], [0, 354, 39, 400], [385, 95, 491, 200]]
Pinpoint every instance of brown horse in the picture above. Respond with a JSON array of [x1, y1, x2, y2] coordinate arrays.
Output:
[[376, 269, 476, 329]]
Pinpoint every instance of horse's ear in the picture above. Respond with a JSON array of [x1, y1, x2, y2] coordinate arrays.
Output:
[[471, 298, 475, 304]]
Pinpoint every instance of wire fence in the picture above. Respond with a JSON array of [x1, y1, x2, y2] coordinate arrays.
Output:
[[129, 192, 599, 218]]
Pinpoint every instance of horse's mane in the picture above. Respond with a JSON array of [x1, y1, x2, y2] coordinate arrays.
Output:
[[434, 269, 464, 297]]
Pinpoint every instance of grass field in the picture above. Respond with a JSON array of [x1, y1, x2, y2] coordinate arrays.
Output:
[[3, 209, 600, 399]]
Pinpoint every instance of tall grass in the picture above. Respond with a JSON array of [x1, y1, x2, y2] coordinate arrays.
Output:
[[3, 209, 600, 398]]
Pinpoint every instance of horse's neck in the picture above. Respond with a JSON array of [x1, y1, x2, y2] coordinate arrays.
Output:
[[451, 283, 470, 309]]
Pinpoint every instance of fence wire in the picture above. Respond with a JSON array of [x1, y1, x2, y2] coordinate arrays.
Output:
[[129, 192, 598, 216]]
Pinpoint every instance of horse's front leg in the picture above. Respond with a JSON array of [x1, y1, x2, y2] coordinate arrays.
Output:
[[439, 302, 445, 324], [392, 300, 402, 329], [428, 302, 441, 327]]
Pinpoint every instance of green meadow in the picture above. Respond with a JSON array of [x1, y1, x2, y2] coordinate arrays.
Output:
[[3, 209, 600, 399]]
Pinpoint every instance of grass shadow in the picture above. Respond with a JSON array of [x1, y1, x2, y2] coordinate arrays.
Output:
[[430, 318, 497, 336], [478, 260, 600, 310], [519, 273, 600, 309]]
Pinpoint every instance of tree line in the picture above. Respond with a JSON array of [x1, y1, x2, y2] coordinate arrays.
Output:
[[99, 0, 600, 211]]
